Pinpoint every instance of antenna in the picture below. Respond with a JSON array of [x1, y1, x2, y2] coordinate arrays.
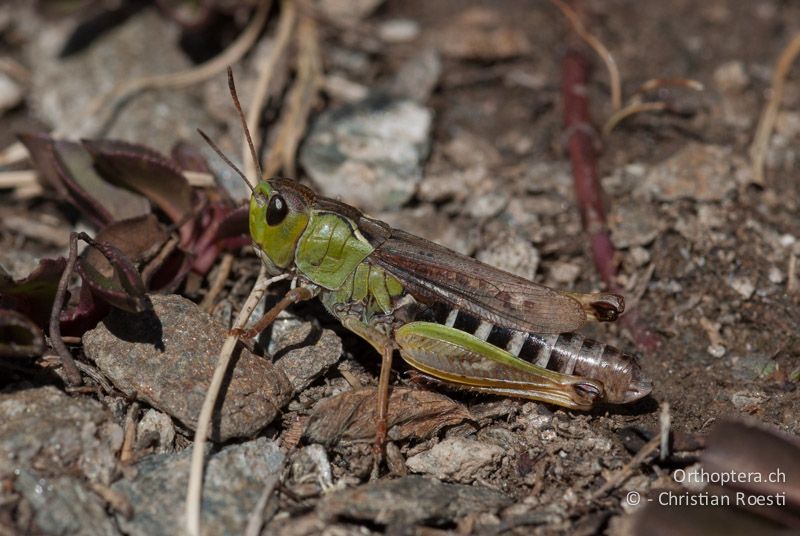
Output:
[[197, 128, 254, 194], [227, 67, 263, 182], [197, 67, 265, 195]]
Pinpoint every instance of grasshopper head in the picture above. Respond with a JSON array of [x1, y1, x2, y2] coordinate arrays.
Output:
[[249, 178, 315, 272]]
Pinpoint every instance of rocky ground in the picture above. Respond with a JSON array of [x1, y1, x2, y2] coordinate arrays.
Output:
[[0, 1, 798, 535]]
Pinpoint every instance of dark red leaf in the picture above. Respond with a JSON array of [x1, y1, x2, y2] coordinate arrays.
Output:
[[0, 258, 67, 327], [20, 133, 151, 227], [54, 140, 151, 223], [215, 204, 249, 242], [82, 139, 197, 246], [305, 387, 472, 446], [171, 140, 212, 173], [76, 233, 150, 313], [18, 132, 70, 198], [0, 309, 45, 358]]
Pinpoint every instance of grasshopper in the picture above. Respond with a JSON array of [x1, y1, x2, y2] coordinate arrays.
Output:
[[203, 70, 652, 465]]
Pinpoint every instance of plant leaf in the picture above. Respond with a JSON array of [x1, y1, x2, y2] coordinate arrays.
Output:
[[0, 258, 66, 327], [0, 309, 45, 358], [82, 139, 197, 245], [304, 387, 473, 446], [76, 233, 150, 313]]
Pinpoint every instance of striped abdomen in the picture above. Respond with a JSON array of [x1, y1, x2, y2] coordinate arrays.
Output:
[[426, 305, 652, 404]]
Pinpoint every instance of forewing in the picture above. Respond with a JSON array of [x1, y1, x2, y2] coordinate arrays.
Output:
[[372, 229, 588, 334]]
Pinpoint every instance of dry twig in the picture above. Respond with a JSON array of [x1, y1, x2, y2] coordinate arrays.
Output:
[[49, 233, 83, 386], [750, 33, 800, 186], [88, 0, 273, 127], [263, 12, 322, 177], [245, 0, 298, 182], [549, 0, 621, 111], [120, 402, 140, 464], [591, 433, 661, 500], [185, 267, 289, 536], [200, 253, 235, 311]]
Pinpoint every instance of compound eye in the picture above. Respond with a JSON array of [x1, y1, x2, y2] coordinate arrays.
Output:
[[266, 194, 288, 226]]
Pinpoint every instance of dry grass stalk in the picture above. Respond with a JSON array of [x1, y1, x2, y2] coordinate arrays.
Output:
[[263, 12, 323, 178], [750, 33, 800, 186], [88, 0, 273, 128], [245, 0, 298, 182], [200, 253, 235, 311], [549, 0, 621, 111], [185, 267, 289, 536]]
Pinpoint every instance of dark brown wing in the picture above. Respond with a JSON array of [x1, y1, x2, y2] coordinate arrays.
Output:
[[371, 229, 590, 334]]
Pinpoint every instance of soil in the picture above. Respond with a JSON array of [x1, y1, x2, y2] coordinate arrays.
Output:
[[0, 1, 798, 535]]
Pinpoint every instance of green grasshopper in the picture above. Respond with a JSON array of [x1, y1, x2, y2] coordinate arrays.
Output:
[[203, 71, 652, 463]]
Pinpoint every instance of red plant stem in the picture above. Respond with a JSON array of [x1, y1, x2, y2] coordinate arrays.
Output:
[[50, 233, 83, 386], [561, 50, 659, 353], [562, 50, 617, 288]]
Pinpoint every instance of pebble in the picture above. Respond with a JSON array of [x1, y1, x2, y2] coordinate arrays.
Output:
[[26, 10, 221, 146], [0, 386, 122, 486], [730, 390, 769, 412], [389, 47, 441, 103], [713, 61, 749, 92], [83, 294, 293, 442], [113, 438, 284, 536], [135, 409, 176, 453], [437, 7, 532, 60], [299, 95, 432, 211], [548, 261, 582, 285], [728, 275, 755, 299], [318, 475, 510, 526], [314, 0, 384, 21], [476, 230, 539, 280], [0, 72, 23, 115], [637, 143, 737, 202], [406, 437, 503, 483], [14, 469, 121, 536], [379, 18, 421, 43], [610, 200, 661, 248], [270, 318, 342, 392]]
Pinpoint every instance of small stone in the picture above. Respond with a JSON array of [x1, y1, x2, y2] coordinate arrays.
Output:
[[0, 386, 121, 485], [324, 73, 369, 103], [638, 143, 736, 202], [768, 266, 785, 284], [136, 409, 175, 453], [389, 47, 441, 103], [83, 294, 292, 442], [418, 166, 486, 203], [713, 61, 749, 92], [13, 470, 120, 536], [629, 246, 651, 267], [610, 200, 661, 248], [464, 180, 508, 218], [437, 7, 532, 60], [728, 276, 755, 299], [730, 391, 769, 412], [319, 475, 510, 525], [379, 18, 421, 43], [405, 437, 503, 483], [476, 231, 539, 280], [707, 344, 727, 358], [548, 261, 582, 285], [299, 94, 432, 211], [314, 0, 384, 21], [26, 10, 221, 146], [0, 72, 23, 115], [270, 319, 342, 392], [113, 438, 284, 536]]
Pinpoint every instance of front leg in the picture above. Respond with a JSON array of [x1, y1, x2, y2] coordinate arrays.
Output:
[[231, 285, 318, 341]]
